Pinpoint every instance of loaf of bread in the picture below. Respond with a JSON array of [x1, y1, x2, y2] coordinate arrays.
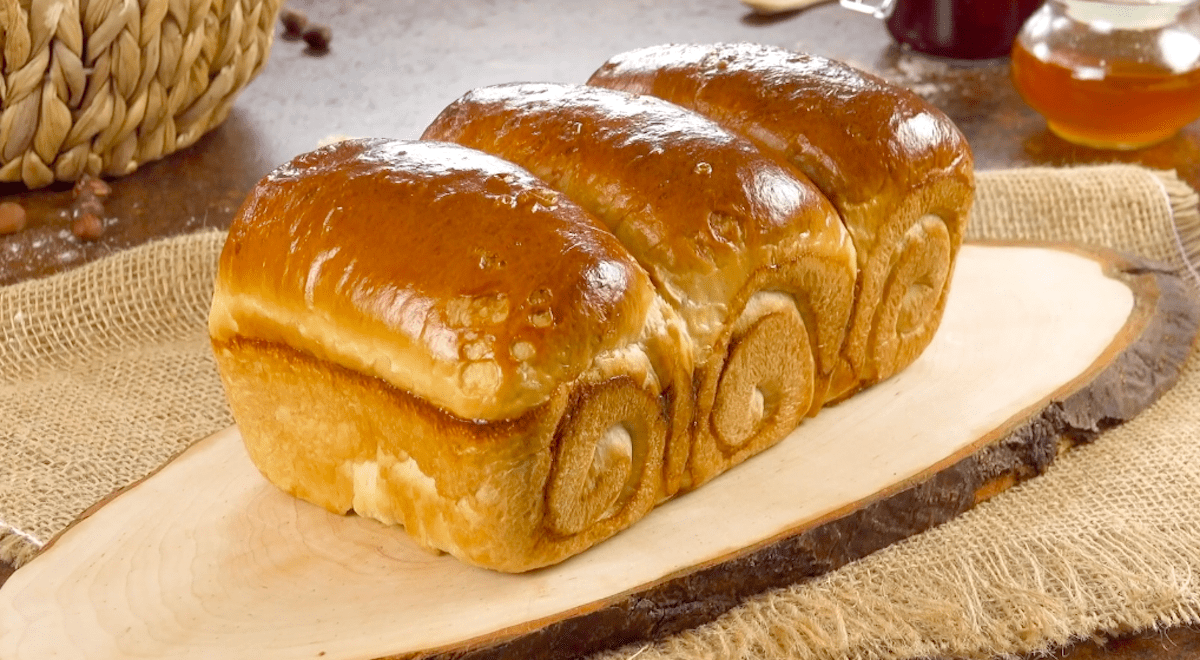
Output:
[[422, 82, 857, 492], [211, 45, 974, 572], [209, 138, 694, 572], [588, 43, 975, 400]]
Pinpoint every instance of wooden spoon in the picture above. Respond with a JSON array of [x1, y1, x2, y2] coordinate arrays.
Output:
[[741, 0, 836, 15]]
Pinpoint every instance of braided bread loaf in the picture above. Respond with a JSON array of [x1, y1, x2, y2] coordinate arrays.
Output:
[[210, 44, 973, 572]]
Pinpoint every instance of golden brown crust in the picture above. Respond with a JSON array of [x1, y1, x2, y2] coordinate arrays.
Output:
[[422, 83, 860, 491], [210, 138, 695, 571], [210, 138, 657, 420], [212, 336, 669, 572], [587, 43, 975, 394], [422, 83, 856, 374], [587, 43, 974, 213]]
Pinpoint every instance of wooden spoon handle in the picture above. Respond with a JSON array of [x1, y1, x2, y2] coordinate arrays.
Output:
[[741, 0, 836, 15]]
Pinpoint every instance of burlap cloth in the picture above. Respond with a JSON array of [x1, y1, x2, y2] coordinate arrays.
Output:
[[2, 164, 1199, 659]]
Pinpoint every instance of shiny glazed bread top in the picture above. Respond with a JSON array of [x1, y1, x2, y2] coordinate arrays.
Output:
[[209, 138, 657, 420], [422, 82, 855, 358], [587, 42, 974, 212]]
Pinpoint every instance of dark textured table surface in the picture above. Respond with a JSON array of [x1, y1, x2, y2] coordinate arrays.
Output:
[[2, 0, 1198, 657]]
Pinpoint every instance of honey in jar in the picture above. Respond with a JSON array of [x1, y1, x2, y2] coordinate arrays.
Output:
[[1011, 0, 1200, 149]]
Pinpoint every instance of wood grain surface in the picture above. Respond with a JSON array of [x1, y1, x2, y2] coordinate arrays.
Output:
[[2, 243, 1195, 660]]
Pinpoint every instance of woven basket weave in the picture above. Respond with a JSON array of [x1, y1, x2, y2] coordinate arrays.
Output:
[[0, 0, 282, 189]]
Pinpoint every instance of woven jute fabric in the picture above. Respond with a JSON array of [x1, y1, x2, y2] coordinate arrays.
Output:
[[0, 0, 282, 188], [2, 164, 1199, 659]]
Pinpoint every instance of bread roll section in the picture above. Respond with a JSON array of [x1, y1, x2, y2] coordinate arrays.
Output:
[[422, 83, 857, 491], [209, 138, 691, 572], [588, 42, 975, 400]]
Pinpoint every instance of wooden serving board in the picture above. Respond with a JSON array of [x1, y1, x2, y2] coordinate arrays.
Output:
[[1, 243, 1197, 660]]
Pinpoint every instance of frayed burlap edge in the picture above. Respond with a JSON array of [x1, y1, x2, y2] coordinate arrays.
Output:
[[1155, 169, 1200, 288], [0, 229, 229, 568], [0, 526, 39, 568]]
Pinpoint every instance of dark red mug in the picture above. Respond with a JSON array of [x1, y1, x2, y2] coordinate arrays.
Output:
[[841, 0, 1045, 60]]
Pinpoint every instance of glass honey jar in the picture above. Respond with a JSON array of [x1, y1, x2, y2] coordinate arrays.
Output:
[[1011, 0, 1200, 149]]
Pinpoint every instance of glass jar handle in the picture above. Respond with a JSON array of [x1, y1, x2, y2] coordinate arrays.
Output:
[[839, 0, 896, 20]]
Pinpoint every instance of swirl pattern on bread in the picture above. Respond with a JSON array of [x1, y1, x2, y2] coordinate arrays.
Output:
[[422, 82, 857, 492], [589, 42, 975, 400], [210, 139, 692, 571]]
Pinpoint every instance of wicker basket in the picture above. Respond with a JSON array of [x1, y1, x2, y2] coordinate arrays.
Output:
[[0, 0, 283, 189]]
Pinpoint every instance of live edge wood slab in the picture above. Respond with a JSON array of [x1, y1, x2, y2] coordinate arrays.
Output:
[[1, 242, 1197, 660]]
